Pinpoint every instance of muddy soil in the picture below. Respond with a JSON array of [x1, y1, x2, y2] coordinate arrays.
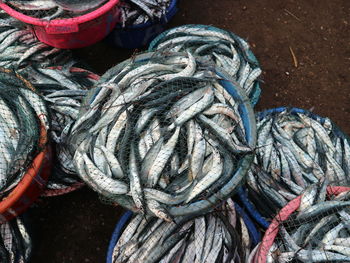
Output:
[[29, 0, 349, 262]]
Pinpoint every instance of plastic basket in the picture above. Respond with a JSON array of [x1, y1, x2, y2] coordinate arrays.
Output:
[[241, 107, 350, 225], [254, 186, 350, 263], [0, 67, 52, 223], [149, 24, 261, 106], [107, 206, 261, 263], [105, 0, 178, 49], [0, 124, 51, 223], [0, 0, 121, 49]]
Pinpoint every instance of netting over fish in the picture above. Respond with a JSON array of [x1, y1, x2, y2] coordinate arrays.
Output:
[[18, 63, 100, 194], [246, 107, 350, 220], [2, 0, 109, 20], [111, 198, 260, 263], [0, 10, 72, 69], [0, 216, 32, 263], [0, 67, 48, 199], [119, 0, 171, 27], [149, 24, 262, 105], [251, 183, 350, 263], [68, 51, 256, 219]]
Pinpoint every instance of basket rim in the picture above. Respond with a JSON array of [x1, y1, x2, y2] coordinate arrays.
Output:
[[0, 0, 119, 26], [256, 185, 350, 263]]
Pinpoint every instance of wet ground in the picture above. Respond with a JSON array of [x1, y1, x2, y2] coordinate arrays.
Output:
[[29, 0, 349, 262]]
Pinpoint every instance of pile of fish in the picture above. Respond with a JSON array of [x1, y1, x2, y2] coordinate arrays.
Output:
[[112, 199, 259, 263], [261, 182, 350, 262], [0, 217, 32, 263], [0, 10, 72, 69], [246, 108, 350, 218], [18, 63, 100, 193], [119, 0, 171, 27], [0, 68, 48, 198], [3, 0, 109, 20], [69, 51, 255, 218], [149, 24, 262, 103]]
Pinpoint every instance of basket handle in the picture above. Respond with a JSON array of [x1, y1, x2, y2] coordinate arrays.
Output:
[[45, 23, 79, 34]]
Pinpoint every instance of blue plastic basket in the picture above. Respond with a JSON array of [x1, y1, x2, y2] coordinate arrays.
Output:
[[107, 207, 261, 263], [148, 24, 262, 106], [105, 0, 178, 49]]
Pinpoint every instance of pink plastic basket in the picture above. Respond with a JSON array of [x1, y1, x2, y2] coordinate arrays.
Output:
[[0, 0, 121, 49], [254, 186, 350, 263]]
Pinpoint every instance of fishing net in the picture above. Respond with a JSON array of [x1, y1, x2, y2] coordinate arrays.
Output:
[[0, 10, 72, 69], [119, 0, 171, 27], [18, 63, 100, 196], [1, 0, 109, 20], [252, 184, 350, 263], [0, 67, 48, 200], [245, 107, 350, 221], [149, 24, 262, 105], [0, 216, 32, 262], [68, 51, 256, 219], [110, 198, 260, 263]]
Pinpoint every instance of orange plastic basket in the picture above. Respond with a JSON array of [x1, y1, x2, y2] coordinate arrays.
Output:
[[0, 123, 52, 223]]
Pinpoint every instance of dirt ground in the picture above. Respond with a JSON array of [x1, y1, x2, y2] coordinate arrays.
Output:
[[29, 0, 349, 262]]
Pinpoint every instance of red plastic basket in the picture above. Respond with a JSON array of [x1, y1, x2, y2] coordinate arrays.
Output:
[[254, 186, 350, 263], [0, 124, 52, 223], [0, 0, 121, 49]]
